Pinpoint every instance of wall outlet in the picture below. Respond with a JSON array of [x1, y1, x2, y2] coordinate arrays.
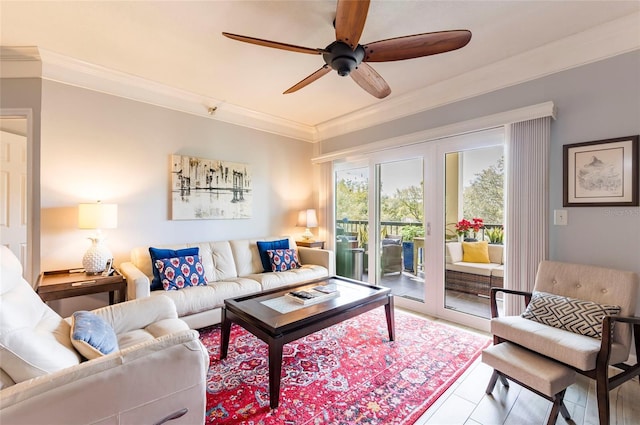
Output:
[[554, 210, 568, 225]]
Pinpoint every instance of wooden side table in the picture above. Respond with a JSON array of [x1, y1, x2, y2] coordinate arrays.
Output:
[[296, 240, 325, 249], [36, 269, 126, 305]]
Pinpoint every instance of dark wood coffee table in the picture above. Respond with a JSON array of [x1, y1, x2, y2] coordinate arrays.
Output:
[[220, 276, 394, 409]]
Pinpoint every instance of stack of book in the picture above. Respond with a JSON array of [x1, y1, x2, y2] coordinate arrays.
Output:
[[285, 285, 339, 305]]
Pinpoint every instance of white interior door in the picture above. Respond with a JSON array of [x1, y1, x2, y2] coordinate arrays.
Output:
[[0, 123, 28, 270]]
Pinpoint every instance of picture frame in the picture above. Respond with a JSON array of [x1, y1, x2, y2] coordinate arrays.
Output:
[[563, 135, 639, 207], [170, 154, 252, 220]]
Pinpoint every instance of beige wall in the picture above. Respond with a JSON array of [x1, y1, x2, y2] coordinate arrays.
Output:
[[39, 80, 318, 272]]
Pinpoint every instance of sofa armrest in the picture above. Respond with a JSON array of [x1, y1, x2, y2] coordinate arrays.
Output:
[[120, 261, 151, 300], [0, 330, 208, 425], [89, 295, 183, 335], [297, 247, 335, 275]]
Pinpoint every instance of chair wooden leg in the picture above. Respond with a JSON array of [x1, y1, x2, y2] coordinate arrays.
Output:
[[547, 389, 567, 425], [596, 368, 610, 425]]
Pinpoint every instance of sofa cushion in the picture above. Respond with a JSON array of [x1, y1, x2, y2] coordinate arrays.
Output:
[[150, 278, 262, 317], [247, 265, 329, 291], [256, 239, 289, 272], [70, 311, 119, 359], [445, 262, 495, 276], [521, 291, 620, 339], [462, 241, 490, 263], [488, 244, 504, 264], [154, 255, 207, 290], [149, 247, 199, 291], [267, 249, 301, 272]]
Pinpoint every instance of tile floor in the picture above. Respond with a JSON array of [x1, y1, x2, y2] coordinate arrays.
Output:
[[409, 314, 640, 425]]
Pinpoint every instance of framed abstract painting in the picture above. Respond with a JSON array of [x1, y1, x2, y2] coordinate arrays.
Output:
[[171, 154, 252, 219]]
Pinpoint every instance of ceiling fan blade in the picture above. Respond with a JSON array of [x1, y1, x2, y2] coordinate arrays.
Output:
[[222, 32, 322, 55], [335, 0, 370, 49], [363, 30, 472, 62], [350, 63, 391, 99], [283, 65, 332, 94]]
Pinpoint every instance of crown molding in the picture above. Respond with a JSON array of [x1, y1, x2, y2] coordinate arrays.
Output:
[[311, 101, 556, 164], [0, 46, 42, 78], [2, 12, 637, 143], [35, 48, 318, 143], [315, 12, 640, 141]]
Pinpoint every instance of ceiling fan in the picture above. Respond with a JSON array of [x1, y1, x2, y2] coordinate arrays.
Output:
[[222, 0, 471, 99]]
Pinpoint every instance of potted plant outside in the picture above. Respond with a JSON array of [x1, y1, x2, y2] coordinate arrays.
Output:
[[400, 225, 425, 272], [485, 226, 504, 244]]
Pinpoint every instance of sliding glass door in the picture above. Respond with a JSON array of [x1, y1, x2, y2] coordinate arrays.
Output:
[[334, 164, 368, 281], [331, 128, 504, 332], [375, 158, 424, 301], [443, 146, 504, 319]]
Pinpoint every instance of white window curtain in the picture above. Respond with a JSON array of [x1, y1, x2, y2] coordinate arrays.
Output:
[[504, 116, 551, 315]]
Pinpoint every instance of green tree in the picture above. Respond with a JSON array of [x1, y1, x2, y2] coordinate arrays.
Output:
[[381, 184, 423, 222], [335, 178, 368, 221], [462, 157, 504, 224]]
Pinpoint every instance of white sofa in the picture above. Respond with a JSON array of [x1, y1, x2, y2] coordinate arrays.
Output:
[[120, 236, 334, 329], [445, 241, 504, 297], [0, 246, 209, 425]]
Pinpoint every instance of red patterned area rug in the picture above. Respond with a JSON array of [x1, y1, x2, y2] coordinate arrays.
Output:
[[200, 309, 490, 424]]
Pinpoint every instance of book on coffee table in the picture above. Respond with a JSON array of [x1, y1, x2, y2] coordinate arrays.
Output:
[[285, 289, 338, 305]]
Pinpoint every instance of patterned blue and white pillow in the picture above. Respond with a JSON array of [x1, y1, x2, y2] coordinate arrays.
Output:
[[154, 255, 208, 290], [267, 249, 301, 272], [71, 311, 118, 360], [148, 247, 199, 291], [257, 239, 290, 272], [521, 291, 620, 339]]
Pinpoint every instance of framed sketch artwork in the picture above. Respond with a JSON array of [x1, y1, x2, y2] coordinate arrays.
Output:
[[563, 135, 639, 207], [171, 154, 252, 219]]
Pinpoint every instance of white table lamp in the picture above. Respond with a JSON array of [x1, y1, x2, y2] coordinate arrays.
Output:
[[297, 209, 318, 240], [78, 201, 117, 274]]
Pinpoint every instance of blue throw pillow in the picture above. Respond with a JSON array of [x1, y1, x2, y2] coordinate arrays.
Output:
[[149, 247, 199, 291], [267, 249, 302, 272], [256, 239, 289, 272], [154, 255, 208, 290], [70, 311, 118, 360]]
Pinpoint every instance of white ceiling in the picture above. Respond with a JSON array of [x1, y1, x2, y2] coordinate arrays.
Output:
[[1, 1, 639, 140]]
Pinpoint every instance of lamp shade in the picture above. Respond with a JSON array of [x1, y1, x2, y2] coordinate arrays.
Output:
[[296, 209, 318, 228], [78, 202, 118, 229]]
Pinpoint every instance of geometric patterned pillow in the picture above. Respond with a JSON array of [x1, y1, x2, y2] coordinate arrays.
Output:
[[521, 291, 620, 339], [154, 255, 208, 291], [267, 249, 301, 272]]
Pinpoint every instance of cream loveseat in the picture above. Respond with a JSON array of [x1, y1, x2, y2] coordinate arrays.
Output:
[[445, 241, 504, 297], [0, 246, 209, 425], [120, 236, 334, 329]]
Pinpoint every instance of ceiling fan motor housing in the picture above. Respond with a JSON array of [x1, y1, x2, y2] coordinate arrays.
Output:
[[323, 42, 365, 76]]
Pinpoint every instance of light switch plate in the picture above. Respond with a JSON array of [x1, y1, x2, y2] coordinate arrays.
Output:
[[554, 210, 568, 225]]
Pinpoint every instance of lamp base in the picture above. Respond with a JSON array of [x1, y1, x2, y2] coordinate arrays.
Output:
[[82, 237, 112, 274], [301, 228, 314, 241]]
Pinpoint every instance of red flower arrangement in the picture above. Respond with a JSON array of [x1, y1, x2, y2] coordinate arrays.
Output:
[[455, 218, 484, 237]]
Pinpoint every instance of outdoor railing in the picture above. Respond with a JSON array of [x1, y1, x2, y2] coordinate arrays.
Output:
[[336, 220, 502, 241]]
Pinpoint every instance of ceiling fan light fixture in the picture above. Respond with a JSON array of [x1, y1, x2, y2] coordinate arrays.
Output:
[[333, 56, 356, 76], [323, 42, 365, 77]]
